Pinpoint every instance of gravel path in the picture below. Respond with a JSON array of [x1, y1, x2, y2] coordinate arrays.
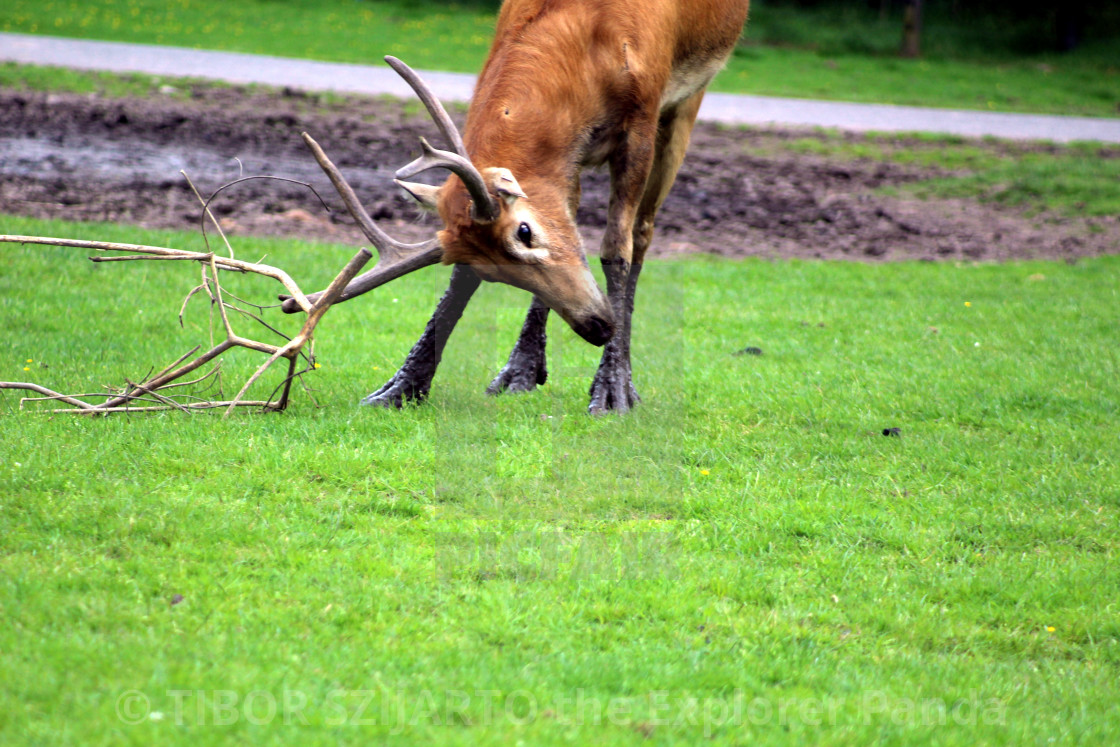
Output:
[[3, 31, 1119, 143]]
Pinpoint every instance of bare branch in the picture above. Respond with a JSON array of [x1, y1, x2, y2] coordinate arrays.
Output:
[[154, 364, 222, 393], [181, 169, 236, 259], [1, 235, 315, 313], [0, 382, 97, 410], [1, 135, 407, 417], [198, 175, 331, 256], [180, 284, 209, 327], [125, 379, 192, 414], [152, 345, 202, 382], [209, 254, 237, 340], [224, 246, 372, 417], [48, 401, 273, 415]]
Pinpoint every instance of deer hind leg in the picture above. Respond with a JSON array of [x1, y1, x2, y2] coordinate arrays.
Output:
[[361, 264, 481, 408], [588, 91, 706, 414], [486, 296, 550, 395], [487, 181, 583, 396]]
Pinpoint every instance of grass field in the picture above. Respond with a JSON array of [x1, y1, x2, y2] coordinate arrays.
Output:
[[1, 0, 1118, 116], [773, 133, 1120, 217], [2, 214, 1118, 744]]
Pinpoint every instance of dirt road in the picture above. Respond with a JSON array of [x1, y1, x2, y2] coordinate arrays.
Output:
[[1, 85, 1116, 262]]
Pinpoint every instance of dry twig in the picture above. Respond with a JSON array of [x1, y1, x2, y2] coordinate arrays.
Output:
[[0, 132, 402, 416]]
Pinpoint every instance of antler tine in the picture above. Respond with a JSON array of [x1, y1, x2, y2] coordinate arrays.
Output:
[[397, 137, 500, 223], [301, 132, 425, 261], [279, 133, 444, 314], [386, 56, 500, 223], [279, 236, 441, 313], [384, 55, 468, 158]]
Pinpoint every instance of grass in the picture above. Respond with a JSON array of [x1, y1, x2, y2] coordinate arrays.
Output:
[[0, 60, 220, 99], [774, 133, 1120, 216], [1, 0, 1118, 116], [722, 47, 1120, 116], [2, 214, 1119, 744]]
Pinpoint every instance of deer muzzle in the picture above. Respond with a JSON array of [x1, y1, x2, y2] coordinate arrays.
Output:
[[567, 310, 615, 346], [548, 269, 615, 346]]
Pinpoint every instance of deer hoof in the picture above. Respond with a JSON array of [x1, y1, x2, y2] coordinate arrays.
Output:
[[360, 375, 429, 408], [587, 370, 641, 415], [486, 358, 547, 395]]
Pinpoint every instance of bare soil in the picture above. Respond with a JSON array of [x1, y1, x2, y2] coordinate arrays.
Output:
[[2, 85, 1117, 262]]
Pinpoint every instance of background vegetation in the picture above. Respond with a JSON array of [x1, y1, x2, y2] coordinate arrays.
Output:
[[1, 0, 1118, 115]]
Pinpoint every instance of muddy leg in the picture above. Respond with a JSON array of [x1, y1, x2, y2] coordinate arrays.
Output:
[[587, 259, 642, 414], [586, 110, 657, 414], [486, 296, 550, 395], [361, 264, 481, 408], [588, 91, 705, 415]]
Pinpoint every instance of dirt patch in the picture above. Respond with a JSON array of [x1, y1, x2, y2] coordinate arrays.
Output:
[[1, 85, 1116, 262]]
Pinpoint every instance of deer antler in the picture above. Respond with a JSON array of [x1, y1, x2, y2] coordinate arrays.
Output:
[[386, 56, 500, 223], [396, 137, 500, 223], [384, 55, 468, 158], [279, 133, 443, 313], [281, 56, 505, 314]]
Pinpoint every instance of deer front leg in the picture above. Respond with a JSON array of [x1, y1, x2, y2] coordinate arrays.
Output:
[[362, 264, 481, 408], [587, 119, 657, 415], [588, 94, 706, 415], [588, 259, 642, 414], [486, 296, 550, 395]]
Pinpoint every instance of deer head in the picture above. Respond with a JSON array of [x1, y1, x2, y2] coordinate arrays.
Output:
[[283, 57, 614, 345], [393, 148, 611, 346], [387, 57, 615, 346]]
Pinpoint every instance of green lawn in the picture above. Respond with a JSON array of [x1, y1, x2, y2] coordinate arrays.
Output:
[[1, 0, 1118, 116], [2, 215, 1118, 744], [773, 134, 1120, 216]]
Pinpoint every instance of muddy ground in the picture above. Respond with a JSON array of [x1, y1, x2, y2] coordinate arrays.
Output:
[[1, 85, 1117, 262]]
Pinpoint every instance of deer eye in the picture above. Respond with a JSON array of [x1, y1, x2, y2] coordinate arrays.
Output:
[[516, 222, 532, 247]]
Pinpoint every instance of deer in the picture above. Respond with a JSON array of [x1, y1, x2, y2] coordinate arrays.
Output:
[[283, 0, 751, 413]]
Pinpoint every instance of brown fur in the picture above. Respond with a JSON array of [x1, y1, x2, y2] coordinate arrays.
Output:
[[420, 0, 750, 339]]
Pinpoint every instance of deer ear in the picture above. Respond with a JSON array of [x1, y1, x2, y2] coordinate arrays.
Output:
[[395, 179, 441, 212], [482, 167, 527, 205]]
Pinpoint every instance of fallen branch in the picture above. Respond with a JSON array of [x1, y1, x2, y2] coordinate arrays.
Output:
[[0, 241, 370, 415], [48, 402, 275, 415], [2, 235, 315, 313], [0, 131, 408, 416]]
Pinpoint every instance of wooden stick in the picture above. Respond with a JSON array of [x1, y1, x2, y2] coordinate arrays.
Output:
[[1, 235, 313, 313], [1, 137, 398, 417], [0, 382, 97, 410], [49, 401, 273, 415]]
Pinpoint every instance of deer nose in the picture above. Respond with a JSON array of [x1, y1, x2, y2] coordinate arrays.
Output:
[[573, 312, 615, 346]]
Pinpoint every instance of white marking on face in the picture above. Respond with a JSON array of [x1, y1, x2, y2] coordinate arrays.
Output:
[[510, 246, 551, 263], [507, 204, 550, 262]]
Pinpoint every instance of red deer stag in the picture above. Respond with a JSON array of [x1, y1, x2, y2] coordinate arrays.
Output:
[[287, 0, 750, 413]]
